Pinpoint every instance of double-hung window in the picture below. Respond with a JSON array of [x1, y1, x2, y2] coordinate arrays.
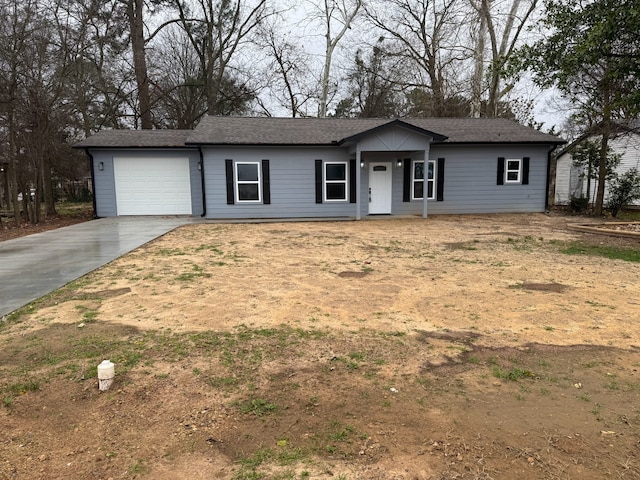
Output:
[[324, 162, 347, 201], [412, 160, 435, 200], [505, 159, 521, 183], [235, 162, 261, 202]]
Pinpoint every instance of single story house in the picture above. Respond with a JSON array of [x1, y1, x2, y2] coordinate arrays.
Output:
[[554, 122, 640, 207], [75, 116, 564, 220]]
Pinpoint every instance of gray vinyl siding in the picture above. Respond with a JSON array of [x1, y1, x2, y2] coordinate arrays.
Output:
[[90, 149, 202, 217], [384, 145, 550, 216], [91, 150, 117, 217], [90, 143, 551, 218], [203, 146, 358, 219]]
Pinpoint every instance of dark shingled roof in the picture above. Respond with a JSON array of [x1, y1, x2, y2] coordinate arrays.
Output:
[[187, 116, 563, 145], [74, 117, 564, 148], [74, 129, 193, 148]]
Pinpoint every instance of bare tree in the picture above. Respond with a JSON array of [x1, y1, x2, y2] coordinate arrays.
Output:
[[124, 0, 154, 128], [119, 0, 188, 129], [365, 0, 468, 117], [53, 0, 133, 133], [334, 38, 407, 118], [0, 0, 40, 224], [305, 0, 363, 117], [175, 0, 271, 116], [468, 0, 539, 117], [256, 20, 317, 117], [150, 26, 212, 128]]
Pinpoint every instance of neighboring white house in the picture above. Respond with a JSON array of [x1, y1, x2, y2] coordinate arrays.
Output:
[[555, 123, 640, 207]]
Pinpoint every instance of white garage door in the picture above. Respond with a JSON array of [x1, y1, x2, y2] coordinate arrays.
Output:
[[114, 157, 192, 215]]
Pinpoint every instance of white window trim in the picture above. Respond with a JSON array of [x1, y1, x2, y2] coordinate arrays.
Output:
[[235, 161, 262, 203], [411, 160, 436, 200], [324, 161, 348, 202], [505, 158, 522, 184]]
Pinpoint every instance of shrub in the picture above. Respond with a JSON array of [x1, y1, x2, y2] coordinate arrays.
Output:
[[606, 169, 640, 217], [570, 195, 589, 213]]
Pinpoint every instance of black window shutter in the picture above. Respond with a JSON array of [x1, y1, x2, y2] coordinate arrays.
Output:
[[225, 159, 234, 204], [402, 159, 411, 202], [436, 158, 445, 202], [522, 157, 530, 185], [315, 160, 323, 204], [349, 159, 356, 203], [497, 157, 505, 185], [262, 159, 271, 204]]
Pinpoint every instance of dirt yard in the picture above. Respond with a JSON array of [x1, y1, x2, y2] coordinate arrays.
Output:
[[1, 213, 639, 479]]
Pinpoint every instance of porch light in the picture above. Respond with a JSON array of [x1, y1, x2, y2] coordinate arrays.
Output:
[[396, 159, 402, 168], [360, 161, 365, 168], [98, 162, 104, 171]]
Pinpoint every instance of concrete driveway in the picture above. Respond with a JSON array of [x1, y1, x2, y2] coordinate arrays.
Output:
[[0, 217, 200, 317]]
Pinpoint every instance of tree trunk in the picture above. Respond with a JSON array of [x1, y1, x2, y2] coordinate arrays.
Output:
[[319, 41, 334, 118], [595, 121, 610, 216], [7, 98, 21, 225], [43, 153, 56, 216], [128, 0, 152, 129], [471, 10, 486, 118], [318, 0, 361, 118]]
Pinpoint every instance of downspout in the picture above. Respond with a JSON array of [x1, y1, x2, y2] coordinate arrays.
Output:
[[198, 146, 207, 217], [86, 149, 98, 219], [546, 144, 558, 212], [355, 146, 361, 220]]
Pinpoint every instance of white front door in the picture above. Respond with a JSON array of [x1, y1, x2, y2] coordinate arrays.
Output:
[[369, 162, 392, 214]]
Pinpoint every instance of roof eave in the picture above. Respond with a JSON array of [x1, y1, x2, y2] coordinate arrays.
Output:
[[436, 141, 566, 146], [186, 142, 344, 147], [73, 144, 194, 149]]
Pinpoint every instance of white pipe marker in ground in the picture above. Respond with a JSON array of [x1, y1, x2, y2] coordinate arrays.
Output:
[[98, 360, 115, 391]]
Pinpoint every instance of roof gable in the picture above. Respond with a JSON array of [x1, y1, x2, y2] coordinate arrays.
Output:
[[340, 119, 448, 144]]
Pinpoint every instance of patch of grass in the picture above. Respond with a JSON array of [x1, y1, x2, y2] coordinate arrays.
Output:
[[238, 448, 273, 469], [156, 248, 187, 256], [6, 379, 40, 395], [560, 242, 640, 263], [233, 446, 307, 480], [115, 350, 143, 370], [492, 366, 536, 381], [345, 361, 359, 370], [237, 398, 278, 416], [176, 264, 211, 282], [585, 300, 614, 309], [275, 446, 307, 466], [74, 304, 100, 323], [348, 352, 365, 361], [128, 460, 149, 475], [208, 376, 239, 389], [190, 331, 223, 350], [71, 335, 121, 359], [329, 422, 355, 442], [506, 235, 540, 251], [195, 244, 224, 255]]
